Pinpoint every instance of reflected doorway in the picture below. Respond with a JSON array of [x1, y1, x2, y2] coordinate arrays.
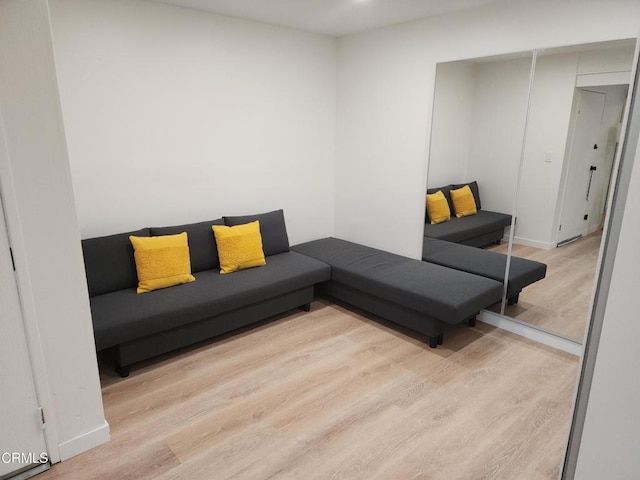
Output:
[[558, 85, 628, 246]]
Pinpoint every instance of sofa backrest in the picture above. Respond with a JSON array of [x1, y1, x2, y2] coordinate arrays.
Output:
[[82, 228, 150, 297], [426, 181, 482, 223], [453, 181, 482, 210], [82, 211, 291, 296], [150, 218, 224, 274], [224, 209, 290, 257]]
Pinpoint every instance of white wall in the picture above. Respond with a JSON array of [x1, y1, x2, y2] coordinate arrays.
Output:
[[467, 57, 532, 214], [0, 0, 108, 461], [516, 51, 580, 248], [335, 0, 640, 258], [49, 0, 337, 244], [519, 47, 635, 249], [578, 44, 637, 75], [427, 61, 476, 187], [573, 108, 640, 479]]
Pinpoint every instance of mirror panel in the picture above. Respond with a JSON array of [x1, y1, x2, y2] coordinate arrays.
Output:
[[499, 40, 636, 342], [427, 51, 534, 312], [426, 39, 636, 344]]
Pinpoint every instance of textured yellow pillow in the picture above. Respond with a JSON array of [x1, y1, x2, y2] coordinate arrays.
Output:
[[450, 184, 478, 218], [426, 190, 451, 225], [212, 221, 266, 274], [129, 232, 195, 294]]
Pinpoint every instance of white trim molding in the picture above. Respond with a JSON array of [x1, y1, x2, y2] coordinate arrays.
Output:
[[57, 421, 110, 461], [511, 235, 557, 250], [479, 310, 584, 357], [577, 71, 631, 88]]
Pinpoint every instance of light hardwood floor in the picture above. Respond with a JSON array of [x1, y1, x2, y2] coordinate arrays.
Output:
[[38, 300, 578, 480], [487, 231, 602, 341]]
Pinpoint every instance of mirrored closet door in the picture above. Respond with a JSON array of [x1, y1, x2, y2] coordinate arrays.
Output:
[[425, 39, 637, 344]]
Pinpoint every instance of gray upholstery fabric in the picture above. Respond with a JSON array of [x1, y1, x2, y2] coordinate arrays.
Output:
[[90, 251, 330, 350], [423, 210, 512, 243], [224, 209, 289, 257], [292, 238, 502, 325], [82, 228, 150, 297], [151, 219, 224, 273], [422, 237, 546, 296]]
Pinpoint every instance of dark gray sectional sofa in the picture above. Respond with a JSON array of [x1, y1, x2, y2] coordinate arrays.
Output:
[[82, 210, 330, 377], [422, 237, 546, 305], [425, 181, 512, 247], [291, 237, 504, 347], [422, 181, 546, 305], [82, 208, 546, 377]]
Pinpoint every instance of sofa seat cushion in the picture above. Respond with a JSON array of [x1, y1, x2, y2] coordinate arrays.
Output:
[[423, 210, 512, 243], [90, 251, 331, 350], [292, 238, 503, 325], [422, 237, 547, 296]]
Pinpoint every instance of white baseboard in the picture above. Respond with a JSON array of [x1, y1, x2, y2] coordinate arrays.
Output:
[[511, 236, 556, 250], [479, 310, 583, 356], [57, 420, 110, 461]]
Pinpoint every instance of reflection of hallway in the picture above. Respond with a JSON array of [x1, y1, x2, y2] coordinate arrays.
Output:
[[487, 231, 602, 341]]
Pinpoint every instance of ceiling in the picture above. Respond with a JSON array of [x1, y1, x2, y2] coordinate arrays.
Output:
[[153, 0, 508, 37]]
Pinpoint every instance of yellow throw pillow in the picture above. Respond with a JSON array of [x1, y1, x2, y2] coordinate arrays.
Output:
[[450, 184, 478, 218], [426, 190, 451, 225], [129, 232, 195, 294], [212, 221, 266, 274]]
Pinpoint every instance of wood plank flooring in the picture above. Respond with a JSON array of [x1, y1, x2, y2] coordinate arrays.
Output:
[[37, 301, 579, 480], [487, 231, 602, 341]]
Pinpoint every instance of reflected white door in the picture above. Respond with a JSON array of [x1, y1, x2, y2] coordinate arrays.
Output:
[[0, 193, 48, 477], [558, 89, 606, 244]]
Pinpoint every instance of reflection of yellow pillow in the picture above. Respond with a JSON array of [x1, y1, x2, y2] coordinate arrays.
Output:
[[426, 190, 451, 224], [130, 232, 195, 294], [451, 185, 478, 218], [212, 221, 266, 274]]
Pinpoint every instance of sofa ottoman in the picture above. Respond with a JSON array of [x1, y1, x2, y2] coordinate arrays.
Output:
[[292, 237, 503, 347], [422, 237, 547, 305]]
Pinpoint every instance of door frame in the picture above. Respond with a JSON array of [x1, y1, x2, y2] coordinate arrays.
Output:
[[0, 105, 61, 464], [584, 85, 629, 235], [556, 88, 606, 245], [562, 40, 640, 478], [0, 180, 49, 480], [556, 84, 630, 246]]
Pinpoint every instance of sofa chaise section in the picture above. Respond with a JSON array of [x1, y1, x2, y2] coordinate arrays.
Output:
[[422, 237, 547, 305], [292, 237, 503, 347]]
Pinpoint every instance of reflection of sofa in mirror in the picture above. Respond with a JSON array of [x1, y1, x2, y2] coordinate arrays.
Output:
[[424, 181, 512, 247], [426, 41, 635, 342], [422, 237, 547, 306]]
